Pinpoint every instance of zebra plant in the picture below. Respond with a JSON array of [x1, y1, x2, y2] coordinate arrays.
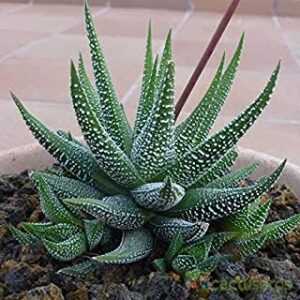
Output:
[[9, 1, 300, 279]]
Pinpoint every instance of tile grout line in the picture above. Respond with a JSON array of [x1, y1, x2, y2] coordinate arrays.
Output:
[[0, 1, 33, 16], [271, 0, 300, 69], [121, 7, 194, 105], [0, 4, 110, 65]]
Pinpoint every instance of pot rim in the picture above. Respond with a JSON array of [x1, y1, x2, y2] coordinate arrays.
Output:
[[0, 143, 299, 195]]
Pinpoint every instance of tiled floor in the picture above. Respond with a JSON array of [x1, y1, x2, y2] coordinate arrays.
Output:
[[0, 2, 299, 166]]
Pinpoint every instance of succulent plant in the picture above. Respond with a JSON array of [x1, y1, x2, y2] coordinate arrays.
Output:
[[9, 1, 300, 279]]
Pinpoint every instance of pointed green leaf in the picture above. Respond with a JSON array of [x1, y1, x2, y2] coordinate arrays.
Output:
[[56, 130, 86, 148], [153, 258, 167, 273], [133, 21, 154, 138], [226, 200, 271, 236], [78, 52, 101, 118], [175, 53, 225, 157], [92, 228, 153, 264], [167, 161, 285, 222], [63, 195, 146, 230], [43, 232, 87, 261], [231, 234, 267, 258], [134, 56, 158, 139], [172, 255, 196, 273], [210, 232, 237, 252], [157, 30, 172, 84], [22, 222, 80, 242], [197, 35, 244, 143], [70, 62, 143, 189], [131, 61, 175, 181], [168, 62, 280, 188], [58, 260, 99, 277], [191, 148, 238, 188], [181, 236, 213, 262], [165, 231, 184, 264], [83, 219, 104, 250], [131, 177, 185, 211], [84, 1, 132, 154], [35, 175, 82, 226], [207, 162, 259, 189], [11, 93, 123, 195], [261, 213, 300, 243], [9, 224, 38, 245], [31, 171, 105, 200], [149, 216, 208, 243], [185, 255, 221, 280]]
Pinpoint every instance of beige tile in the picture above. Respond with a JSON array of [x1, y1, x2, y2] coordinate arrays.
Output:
[[32, 0, 107, 5], [67, 7, 185, 38], [0, 58, 70, 102], [0, 13, 78, 33], [193, 0, 274, 15], [0, 99, 81, 151], [14, 34, 90, 60], [14, 3, 86, 17], [173, 38, 298, 73], [175, 13, 299, 72], [0, 30, 44, 58], [275, 0, 300, 17], [0, 56, 141, 103], [0, 3, 28, 13], [111, 0, 191, 11]]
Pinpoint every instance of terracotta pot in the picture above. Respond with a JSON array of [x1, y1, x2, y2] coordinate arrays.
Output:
[[0, 143, 299, 196]]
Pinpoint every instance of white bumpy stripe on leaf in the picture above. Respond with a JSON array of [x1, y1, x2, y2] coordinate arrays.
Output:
[[70, 62, 143, 189], [166, 160, 286, 222], [11, 93, 123, 195], [92, 228, 153, 264], [36, 175, 83, 227], [43, 232, 87, 261], [131, 177, 185, 211], [84, 1, 132, 154], [131, 61, 175, 181], [63, 195, 146, 230], [168, 62, 280, 188], [22, 222, 80, 242], [149, 216, 209, 243]]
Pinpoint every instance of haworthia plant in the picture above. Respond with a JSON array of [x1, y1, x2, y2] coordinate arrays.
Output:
[[9, 1, 300, 281]]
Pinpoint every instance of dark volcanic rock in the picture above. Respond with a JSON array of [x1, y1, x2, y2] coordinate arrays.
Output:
[[131, 272, 189, 300], [4, 262, 45, 294], [5, 283, 64, 300]]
